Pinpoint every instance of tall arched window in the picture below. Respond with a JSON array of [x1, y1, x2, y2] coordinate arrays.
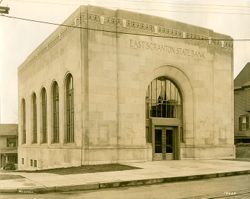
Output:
[[145, 77, 183, 143], [146, 77, 182, 119], [41, 88, 47, 143], [52, 82, 59, 143], [65, 74, 74, 143], [32, 93, 37, 143], [21, 99, 26, 144]]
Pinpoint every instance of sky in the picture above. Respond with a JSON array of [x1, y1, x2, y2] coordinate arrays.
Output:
[[1, 0, 250, 123]]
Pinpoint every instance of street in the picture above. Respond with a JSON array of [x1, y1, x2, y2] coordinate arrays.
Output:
[[0, 174, 249, 199]]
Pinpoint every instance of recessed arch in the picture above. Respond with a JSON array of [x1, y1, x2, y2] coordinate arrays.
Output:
[[144, 65, 193, 97], [145, 65, 194, 138], [144, 65, 195, 160]]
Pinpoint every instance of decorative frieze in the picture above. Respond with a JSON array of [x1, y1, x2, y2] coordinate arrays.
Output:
[[115, 16, 232, 50], [80, 13, 87, 22], [22, 9, 233, 69], [100, 16, 105, 24], [88, 13, 100, 23], [105, 16, 117, 26], [87, 13, 117, 27]]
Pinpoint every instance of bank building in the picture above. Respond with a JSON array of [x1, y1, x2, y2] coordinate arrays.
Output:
[[18, 5, 235, 170]]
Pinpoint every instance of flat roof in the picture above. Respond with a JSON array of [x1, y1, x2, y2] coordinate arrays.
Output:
[[0, 124, 18, 136]]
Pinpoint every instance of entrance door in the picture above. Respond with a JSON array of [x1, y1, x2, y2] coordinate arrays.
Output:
[[153, 127, 174, 160], [165, 129, 173, 160]]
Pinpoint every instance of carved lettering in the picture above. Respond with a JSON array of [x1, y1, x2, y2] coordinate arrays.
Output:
[[129, 39, 205, 58]]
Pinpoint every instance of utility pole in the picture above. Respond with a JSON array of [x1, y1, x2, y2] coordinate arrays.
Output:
[[0, 96, 1, 123], [0, 0, 9, 14], [0, 6, 9, 14]]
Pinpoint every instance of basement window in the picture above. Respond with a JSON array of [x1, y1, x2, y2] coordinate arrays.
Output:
[[34, 160, 37, 167]]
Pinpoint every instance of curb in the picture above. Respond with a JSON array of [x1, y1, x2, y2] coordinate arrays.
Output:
[[1, 170, 250, 194]]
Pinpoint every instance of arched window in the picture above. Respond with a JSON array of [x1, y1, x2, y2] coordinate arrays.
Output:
[[52, 82, 59, 143], [32, 93, 37, 143], [146, 77, 182, 119], [65, 74, 74, 143], [21, 99, 26, 144], [145, 77, 183, 144], [41, 88, 47, 143]]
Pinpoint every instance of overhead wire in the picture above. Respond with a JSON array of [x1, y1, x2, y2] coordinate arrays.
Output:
[[5, 0, 250, 9], [5, 0, 250, 14], [1, 14, 250, 42], [6, 0, 79, 6], [109, 0, 250, 9], [95, 0, 250, 12]]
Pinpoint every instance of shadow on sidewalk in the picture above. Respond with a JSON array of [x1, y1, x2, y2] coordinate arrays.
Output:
[[16, 163, 141, 175], [0, 174, 24, 180]]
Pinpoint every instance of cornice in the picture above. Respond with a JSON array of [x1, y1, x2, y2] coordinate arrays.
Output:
[[19, 6, 233, 72]]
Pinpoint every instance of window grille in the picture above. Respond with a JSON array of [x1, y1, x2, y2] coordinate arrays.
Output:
[[41, 88, 47, 143], [52, 82, 59, 143], [65, 74, 74, 143], [32, 93, 37, 143], [21, 99, 26, 144], [146, 77, 182, 119]]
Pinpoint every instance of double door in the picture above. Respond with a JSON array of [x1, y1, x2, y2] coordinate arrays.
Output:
[[153, 126, 175, 160]]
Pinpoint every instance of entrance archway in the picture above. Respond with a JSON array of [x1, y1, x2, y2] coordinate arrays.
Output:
[[146, 76, 183, 160]]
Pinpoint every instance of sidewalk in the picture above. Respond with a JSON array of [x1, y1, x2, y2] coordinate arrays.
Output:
[[0, 160, 250, 194]]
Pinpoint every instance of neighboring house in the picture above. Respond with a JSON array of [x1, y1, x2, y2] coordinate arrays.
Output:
[[0, 124, 18, 168], [234, 63, 250, 143], [18, 5, 234, 170]]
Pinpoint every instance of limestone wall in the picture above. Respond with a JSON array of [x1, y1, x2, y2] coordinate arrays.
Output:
[[81, 6, 234, 162], [18, 5, 235, 170], [18, 8, 83, 170]]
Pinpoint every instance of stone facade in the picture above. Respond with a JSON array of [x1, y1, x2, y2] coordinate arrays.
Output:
[[18, 5, 235, 170], [234, 63, 250, 143]]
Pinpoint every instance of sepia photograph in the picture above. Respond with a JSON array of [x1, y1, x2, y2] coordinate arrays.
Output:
[[0, 0, 250, 198]]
